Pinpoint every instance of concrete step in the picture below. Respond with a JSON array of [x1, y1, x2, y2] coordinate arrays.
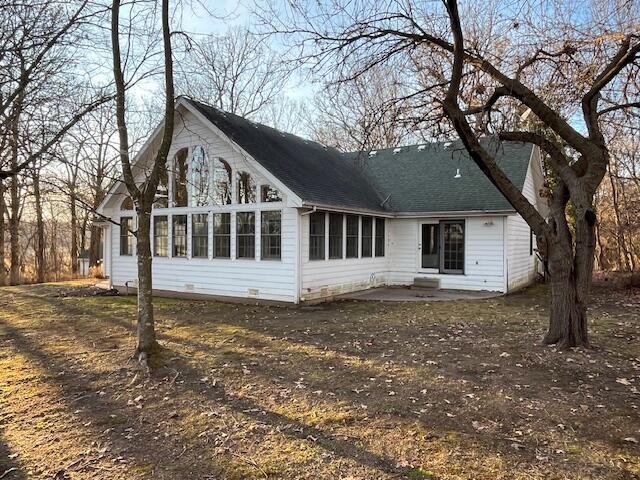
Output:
[[412, 277, 440, 290]]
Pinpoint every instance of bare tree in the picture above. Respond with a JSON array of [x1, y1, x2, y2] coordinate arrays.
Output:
[[180, 27, 292, 118], [111, 0, 176, 361], [311, 65, 412, 150], [262, 0, 640, 347]]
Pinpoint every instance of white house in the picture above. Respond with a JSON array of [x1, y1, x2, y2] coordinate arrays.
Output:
[[96, 97, 547, 304]]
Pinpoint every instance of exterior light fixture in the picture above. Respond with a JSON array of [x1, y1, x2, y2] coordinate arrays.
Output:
[[454, 168, 462, 179]]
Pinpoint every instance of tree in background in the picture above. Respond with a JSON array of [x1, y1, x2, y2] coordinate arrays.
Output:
[[262, 0, 640, 347]]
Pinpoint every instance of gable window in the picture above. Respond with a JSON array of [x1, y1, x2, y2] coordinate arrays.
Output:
[[236, 212, 255, 259], [213, 213, 230, 258], [154, 159, 169, 208], [441, 220, 464, 274], [191, 146, 210, 206], [261, 185, 282, 202], [153, 216, 168, 257], [361, 216, 373, 257], [261, 211, 281, 260], [329, 213, 343, 259], [346, 215, 359, 258], [237, 171, 256, 204], [309, 211, 325, 260], [173, 148, 189, 207], [375, 218, 385, 257], [120, 217, 134, 255], [172, 215, 187, 257], [121, 196, 134, 211], [212, 158, 232, 205], [192, 213, 208, 258]]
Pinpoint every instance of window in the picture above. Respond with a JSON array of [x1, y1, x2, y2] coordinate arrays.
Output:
[[329, 213, 343, 259], [309, 211, 325, 260], [191, 146, 210, 206], [173, 148, 188, 207], [153, 216, 168, 257], [237, 171, 256, 204], [441, 220, 464, 273], [213, 213, 231, 258], [261, 211, 281, 260], [346, 215, 359, 258], [120, 217, 134, 255], [192, 213, 208, 258], [154, 159, 169, 208], [261, 185, 282, 202], [236, 212, 255, 258], [361, 216, 373, 257], [121, 196, 134, 211], [375, 218, 385, 257], [172, 215, 187, 257], [212, 158, 232, 205], [421, 224, 439, 269]]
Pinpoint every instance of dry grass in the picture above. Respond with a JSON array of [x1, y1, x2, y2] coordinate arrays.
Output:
[[0, 280, 638, 479]]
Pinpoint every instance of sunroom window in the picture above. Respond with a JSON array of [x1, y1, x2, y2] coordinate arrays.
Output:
[[191, 146, 210, 207], [346, 215, 359, 258], [153, 216, 168, 257], [237, 171, 256, 204], [154, 158, 169, 208], [236, 212, 255, 259], [192, 213, 208, 258], [213, 213, 231, 258], [361, 217, 373, 257], [261, 185, 282, 202], [329, 213, 343, 259], [120, 217, 134, 255], [261, 211, 281, 260], [212, 158, 232, 205], [173, 148, 188, 207], [172, 215, 187, 258], [375, 218, 385, 257]]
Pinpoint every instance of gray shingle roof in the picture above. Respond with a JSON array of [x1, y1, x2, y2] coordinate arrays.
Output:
[[188, 99, 386, 211], [187, 98, 532, 214], [350, 140, 533, 213]]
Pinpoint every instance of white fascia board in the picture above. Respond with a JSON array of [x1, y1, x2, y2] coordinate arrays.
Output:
[[299, 203, 393, 217], [181, 99, 304, 208], [392, 209, 513, 218]]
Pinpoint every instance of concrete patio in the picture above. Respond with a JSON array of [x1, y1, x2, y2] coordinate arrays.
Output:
[[337, 286, 501, 302]]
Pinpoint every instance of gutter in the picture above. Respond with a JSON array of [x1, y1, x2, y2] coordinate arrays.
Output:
[[301, 203, 514, 219]]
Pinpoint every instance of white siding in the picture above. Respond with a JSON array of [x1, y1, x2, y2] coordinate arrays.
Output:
[[300, 213, 391, 301], [104, 108, 298, 303], [388, 216, 507, 292], [505, 155, 542, 291]]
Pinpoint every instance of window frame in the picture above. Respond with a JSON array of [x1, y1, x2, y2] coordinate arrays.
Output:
[[119, 216, 134, 256], [191, 213, 209, 258], [309, 211, 326, 261], [260, 185, 282, 203], [375, 218, 385, 257], [328, 212, 343, 259], [212, 157, 232, 206], [439, 220, 465, 274], [345, 215, 359, 259], [213, 212, 231, 258], [261, 210, 282, 260], [191, 146, 210, 207], [236, 171, 256, 204], [236, 211, 256, 259], [172, 214, 187, 258], [172, 148, 189, 207], [361, 216, 373, 258], [153, 215, 169, 257]]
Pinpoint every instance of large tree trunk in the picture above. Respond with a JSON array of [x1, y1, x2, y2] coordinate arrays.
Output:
[[89, 225, 102, 269], [0, 179, 6, 286], [70, 190, 78, 275], [33, 172, 45, 283], [134, 209, 158, 358], [9, 172, 20, 285]]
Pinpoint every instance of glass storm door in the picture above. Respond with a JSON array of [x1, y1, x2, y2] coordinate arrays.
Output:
[[421, 223, 439, 269]]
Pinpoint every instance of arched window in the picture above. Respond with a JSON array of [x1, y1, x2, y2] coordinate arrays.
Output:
[[191, 146, 210, 206], [154, 158, 169, 208], [120, 196, 134, 210], [236, 171, 256, 204], [172, 148, 188, 207], [212, 157, 232, 205]]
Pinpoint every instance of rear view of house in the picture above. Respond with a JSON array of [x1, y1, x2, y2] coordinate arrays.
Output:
[[96, 97, 547, 303]]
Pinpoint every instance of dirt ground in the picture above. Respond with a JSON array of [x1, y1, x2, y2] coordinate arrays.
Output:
[[0, 280, 638, 480]]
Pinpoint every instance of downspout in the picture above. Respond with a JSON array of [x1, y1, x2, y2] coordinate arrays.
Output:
[[296, 206, 316, 304]]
